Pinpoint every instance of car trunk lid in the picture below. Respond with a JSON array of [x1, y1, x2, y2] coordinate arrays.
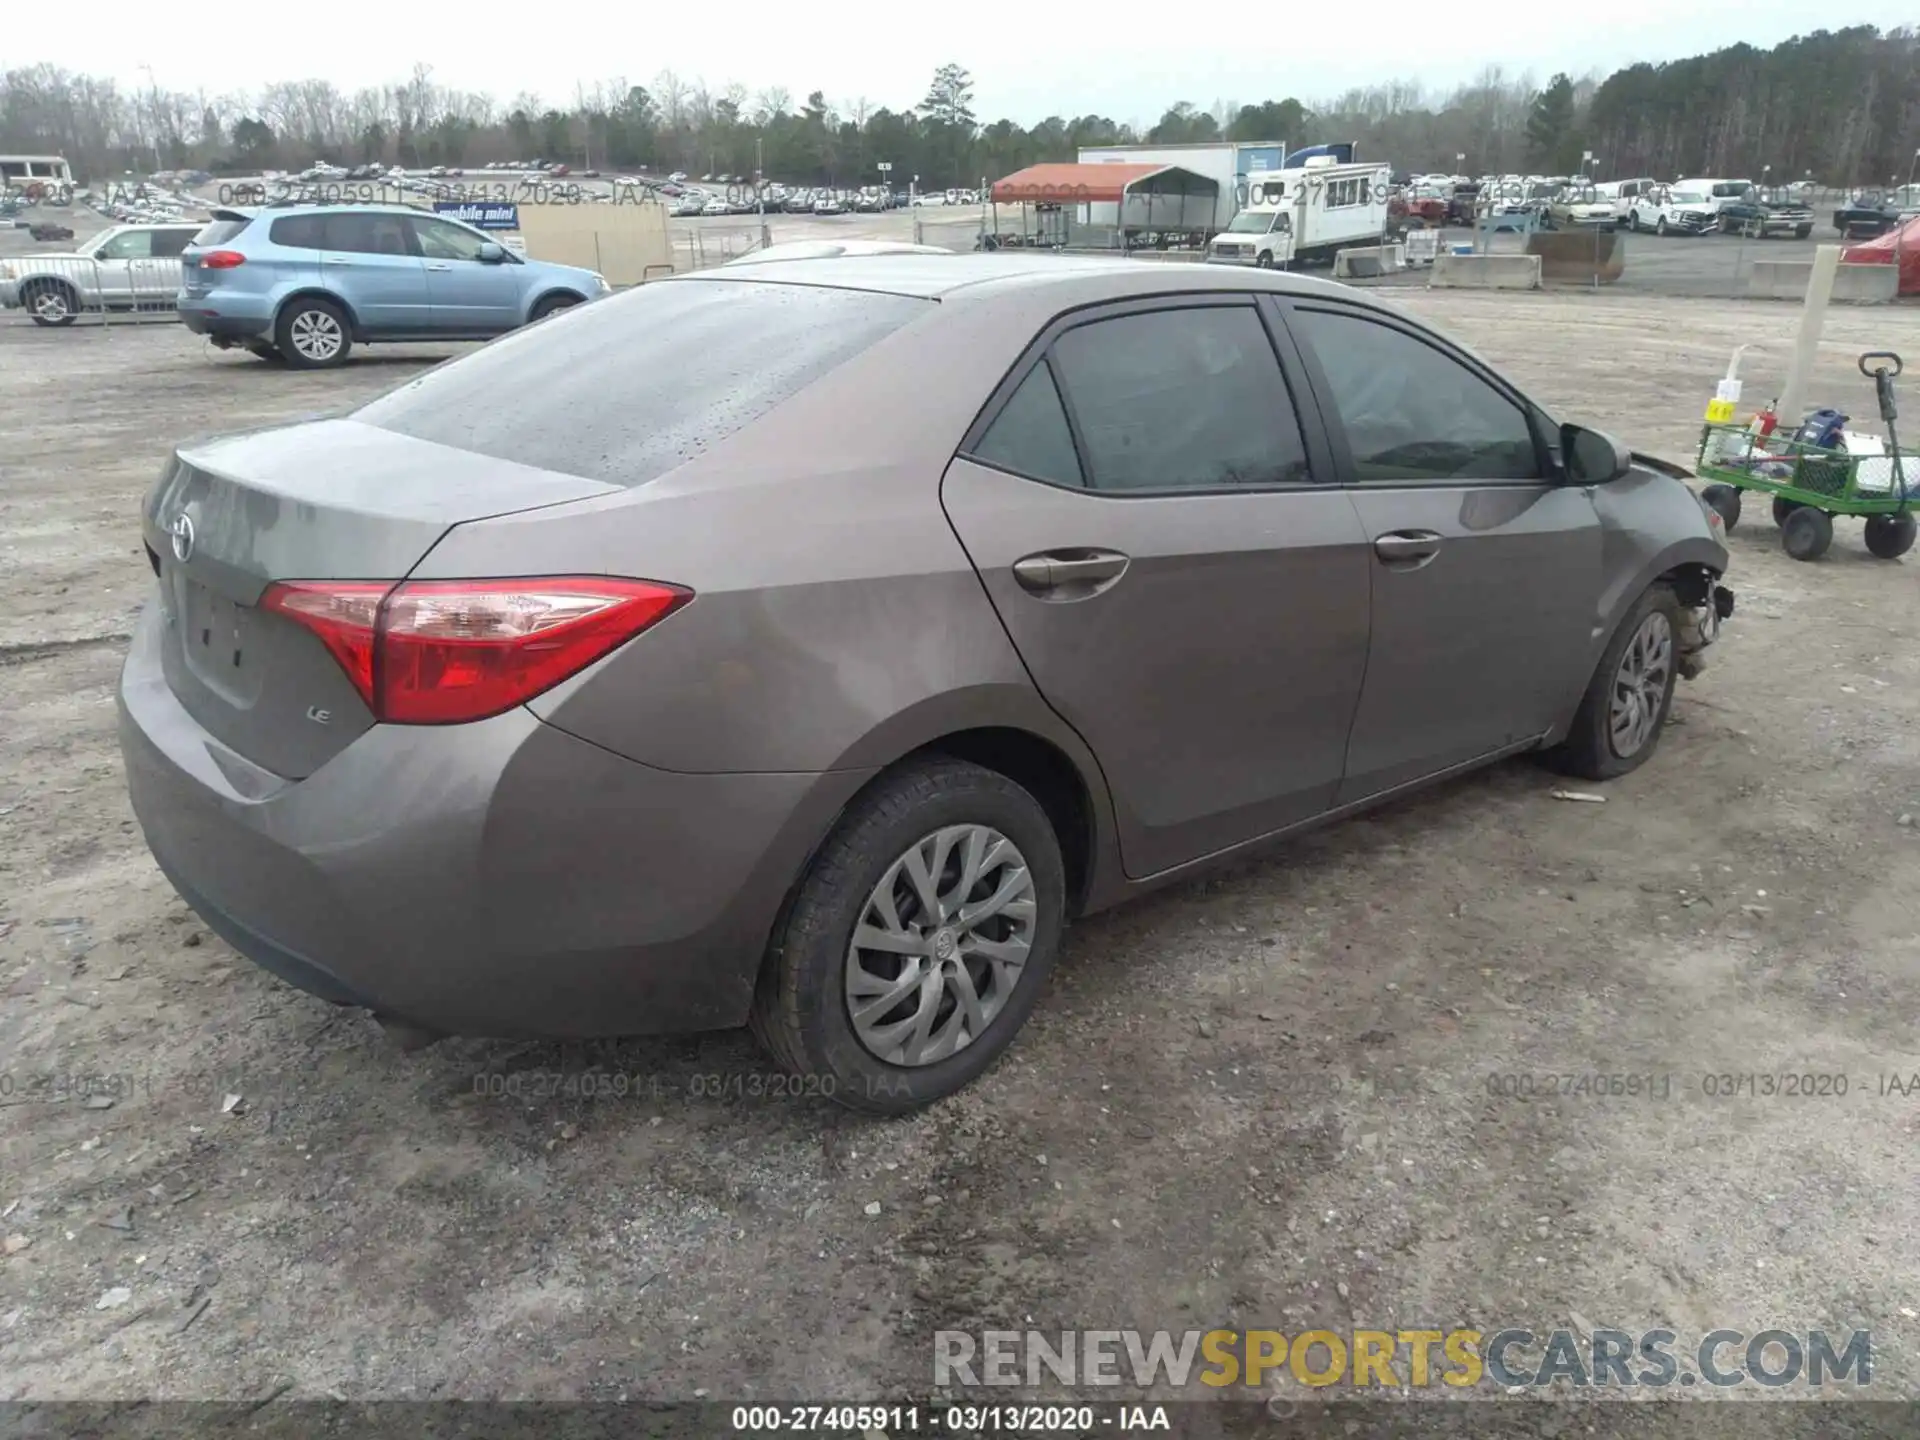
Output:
[[143, 418, 619, 779]]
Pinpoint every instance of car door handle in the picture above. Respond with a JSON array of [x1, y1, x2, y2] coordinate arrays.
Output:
[[1011, 549, 1130, 596], [1373, 531, 1444, 564], [425, 262, 452, 271], [321, 256, 352, 265]]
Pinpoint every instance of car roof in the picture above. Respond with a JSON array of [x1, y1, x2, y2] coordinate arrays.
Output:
[[673, 252, 1375, 306]]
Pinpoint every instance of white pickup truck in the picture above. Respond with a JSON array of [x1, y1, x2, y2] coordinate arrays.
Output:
[[0, 221, 200, 326]]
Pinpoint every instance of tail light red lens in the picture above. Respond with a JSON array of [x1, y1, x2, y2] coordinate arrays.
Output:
[[260, 577, 690, 725], [199, 250, 247, 269]]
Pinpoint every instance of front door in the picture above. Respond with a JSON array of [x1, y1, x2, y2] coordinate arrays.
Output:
[[1280, 301, 1602, 804], [408, 215, 524, 334], [317, 211, 430, 335], [941, 297, 1373, 879], [89, 228, 148, 308]]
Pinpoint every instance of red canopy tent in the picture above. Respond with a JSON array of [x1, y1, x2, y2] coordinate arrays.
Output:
[[1842, 215, 1920, 296]]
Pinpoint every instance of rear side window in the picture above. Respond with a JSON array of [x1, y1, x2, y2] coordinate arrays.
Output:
[[269, 215, 327, 249], [970, 360, 1083, 487], [1046, 306, 1314, 491], [192, 216, 251, 246], [352, 279, 926, 487], [150, 229, 197, 257], [323, 212, 414, 256]]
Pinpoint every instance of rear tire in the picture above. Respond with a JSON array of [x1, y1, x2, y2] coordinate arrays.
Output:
[[23, 279, 79, 326], [1864, 512, 1916, 560], [749, 757, 1066, 1115], [1781, 506, 1833, 561], [1771, 496, 1803, 527], [1549, 584, 1682, 781], [1700, 483, 1741, 531], [275, 297, 351, 369]]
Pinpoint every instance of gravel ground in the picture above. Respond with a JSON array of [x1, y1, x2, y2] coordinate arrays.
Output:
[[1, 289, 1918, 1425]]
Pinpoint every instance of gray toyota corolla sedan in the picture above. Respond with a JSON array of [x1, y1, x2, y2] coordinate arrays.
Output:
[[120, 254, 1734, 1112]]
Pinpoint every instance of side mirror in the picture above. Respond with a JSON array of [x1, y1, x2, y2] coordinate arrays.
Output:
[[1562, 423, 1633, 484], [476, 242, 507, 263]]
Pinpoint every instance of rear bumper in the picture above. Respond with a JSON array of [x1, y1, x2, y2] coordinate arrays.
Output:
[[177, 298, 272, 340], [117, 604, 869, 1038]]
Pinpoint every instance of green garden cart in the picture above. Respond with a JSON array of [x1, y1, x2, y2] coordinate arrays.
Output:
[[1696, 352, 1914, 563]]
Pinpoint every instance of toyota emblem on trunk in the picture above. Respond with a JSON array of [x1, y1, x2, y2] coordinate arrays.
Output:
[[168, 512, 195, 563]]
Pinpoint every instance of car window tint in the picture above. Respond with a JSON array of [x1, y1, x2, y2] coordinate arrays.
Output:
[[1291, 308, 1540, 482], [1048, 307, 1313, 491], [411, 217, 489, 262], [970, 360, 1083, 486], [269, 215, 326, 248], [150, 229, 196, 258], [193, 216, 251, 246], [353, 280, 926, 488], [324, 212, 413, 256], [96, 230, 154, 260]]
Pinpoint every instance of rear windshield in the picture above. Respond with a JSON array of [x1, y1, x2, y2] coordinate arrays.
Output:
[[352, 279, 927, 487], [192, 215, 252, 246]]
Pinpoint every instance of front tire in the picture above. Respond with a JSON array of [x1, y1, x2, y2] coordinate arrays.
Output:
[[750, 757, 1066, 1115], [1551, 584, 1682, 781], [529, 292, 582, 322], [275, 297, 352, 369], [1656, 217, 1669, 236]]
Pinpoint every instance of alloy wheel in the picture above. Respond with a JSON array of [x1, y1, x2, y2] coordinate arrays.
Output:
[[1609, 611, 1673, 759], [31, 288, 70, 321], [844, 823, 1036, 1067], [289, 309, 344, 362]]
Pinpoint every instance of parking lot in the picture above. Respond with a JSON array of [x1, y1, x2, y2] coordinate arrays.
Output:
[[2, 284, 1918, 1410]]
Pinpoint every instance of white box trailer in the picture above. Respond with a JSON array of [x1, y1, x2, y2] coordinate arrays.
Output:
[[1076, 142, 1285, 233], [1206, 159, 1394, 268]]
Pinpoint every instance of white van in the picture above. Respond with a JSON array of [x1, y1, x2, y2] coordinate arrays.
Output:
[[1600, 178, 1658, 225]]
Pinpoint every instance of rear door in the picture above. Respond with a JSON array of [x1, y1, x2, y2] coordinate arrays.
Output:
[[140, 226, 196, 303], [1279, 300, 1601, 804], [318, 211, 429, 333], [407, 215, 523, 333], [941, 296, 1372, 879]]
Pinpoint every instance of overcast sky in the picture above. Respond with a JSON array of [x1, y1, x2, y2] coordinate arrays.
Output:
[[38, 1, 1913, 127]]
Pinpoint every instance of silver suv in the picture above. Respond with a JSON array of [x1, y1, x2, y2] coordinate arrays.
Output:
[[0, 222, 200, 325]]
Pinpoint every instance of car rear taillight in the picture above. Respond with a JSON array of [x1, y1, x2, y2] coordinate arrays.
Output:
[[260, 577, 690, 725], [200, 250, 246, 269]]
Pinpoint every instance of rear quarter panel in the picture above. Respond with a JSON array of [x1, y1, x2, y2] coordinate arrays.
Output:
[[408, 291, 1089, 778]]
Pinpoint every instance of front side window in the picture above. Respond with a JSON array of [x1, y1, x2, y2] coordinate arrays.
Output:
[[1291, 308, 1540, 483], [95, 230, 154, 260], [1046, 306, 1314, 492], [410, 217, 491, 262]]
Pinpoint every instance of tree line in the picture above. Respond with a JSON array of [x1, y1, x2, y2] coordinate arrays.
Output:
[[2, 28, 1915, 193]]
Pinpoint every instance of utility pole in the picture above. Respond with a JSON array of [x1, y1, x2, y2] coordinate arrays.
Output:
[[140, 64, 161, 176], [756, 136, 768, 246]]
